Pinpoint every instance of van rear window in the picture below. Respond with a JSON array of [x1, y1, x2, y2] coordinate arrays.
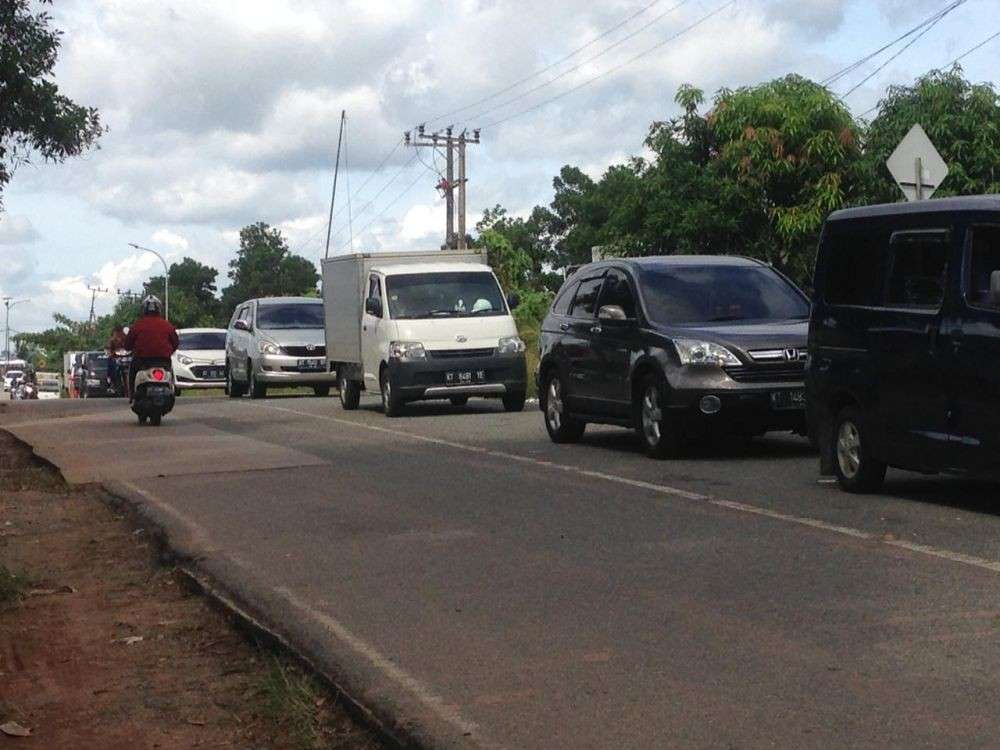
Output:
[[823, 224, 889, 306], [885, 230, 950, 309]]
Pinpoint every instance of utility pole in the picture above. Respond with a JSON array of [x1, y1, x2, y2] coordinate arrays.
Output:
[[404, 126, 480, 249], [87, 286, 110, 328], [3, 297, 29, 373]]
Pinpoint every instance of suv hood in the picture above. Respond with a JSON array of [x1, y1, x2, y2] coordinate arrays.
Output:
[[667, 319, 808, 354]]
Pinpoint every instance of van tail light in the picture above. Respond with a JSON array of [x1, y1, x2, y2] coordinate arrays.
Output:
[[152, 369, 166, 381]]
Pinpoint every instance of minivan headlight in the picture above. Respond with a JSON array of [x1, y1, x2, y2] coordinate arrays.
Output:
[[389, 341, 426, 360], [497, 335, 526, 354], [258, 340, 281, 355], [673, 339, 741, 367]]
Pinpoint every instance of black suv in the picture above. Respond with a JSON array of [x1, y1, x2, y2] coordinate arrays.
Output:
[[808, 196, 1000, 492], [537, 256, 811, 457]]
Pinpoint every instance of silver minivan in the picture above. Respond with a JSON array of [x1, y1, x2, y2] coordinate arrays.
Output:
[[225, 297, 337, 399]]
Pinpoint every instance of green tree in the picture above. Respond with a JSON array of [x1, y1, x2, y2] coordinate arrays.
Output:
[[0, 0, 103, 206], [863, 66, 1000, 203], [144, 257, 220, 328]]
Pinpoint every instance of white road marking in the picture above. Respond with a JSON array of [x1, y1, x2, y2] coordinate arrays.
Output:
[[253, 401, 1000, 576]]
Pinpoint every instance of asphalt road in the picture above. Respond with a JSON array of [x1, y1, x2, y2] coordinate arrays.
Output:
[[4, 394, 1000, 748]]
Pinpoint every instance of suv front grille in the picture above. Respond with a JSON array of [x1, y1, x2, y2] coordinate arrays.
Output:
[[725, 362, 805, 383], [428, 348, 495, 359], [282, 345, 326, 357]]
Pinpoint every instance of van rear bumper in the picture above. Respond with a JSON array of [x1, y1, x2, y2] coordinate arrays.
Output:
[[388, 353, 527, 400]]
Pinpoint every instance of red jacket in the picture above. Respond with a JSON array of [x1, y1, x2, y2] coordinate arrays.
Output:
[[125, 315, 179, 359]]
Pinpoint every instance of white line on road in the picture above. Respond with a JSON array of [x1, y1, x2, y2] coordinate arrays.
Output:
[[254, 401, 1000, 576]]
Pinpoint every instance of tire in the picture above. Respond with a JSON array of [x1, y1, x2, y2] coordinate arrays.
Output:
[[833, 406, 887, 493], [635, 373, 683, 459], [313, 385, 331, 398], [149, 413, 162, 427], [339, 372, 361, 410], [541, 371, 585, 443], [450, 396, 469, 407], [380, 368, 404, 417], [502, 390, 526, 413], [226, 362, 245, 398], [138, 414, 148, 425], [249, 364, 267, 400]]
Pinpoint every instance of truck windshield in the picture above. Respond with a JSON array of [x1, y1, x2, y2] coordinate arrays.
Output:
[[638, 264, 809, 325], [178, 332, 227, 350], [256, 303, 324, 330], [385, 272, 506, 319]]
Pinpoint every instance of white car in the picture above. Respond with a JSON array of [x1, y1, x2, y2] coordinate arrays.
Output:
[[172, 328, 228, 391], [3, 370, 24, 392]]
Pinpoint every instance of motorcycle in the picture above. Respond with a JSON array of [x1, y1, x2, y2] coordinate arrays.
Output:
[[131, 362, 175, 426], [16, 380, 39, 400], [108, 350, 132, 397]]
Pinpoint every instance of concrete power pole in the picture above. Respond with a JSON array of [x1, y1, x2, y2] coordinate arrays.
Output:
[[87, 286, 109, 328], [3, 297, 29, 372], [405, 126, 480, 249]]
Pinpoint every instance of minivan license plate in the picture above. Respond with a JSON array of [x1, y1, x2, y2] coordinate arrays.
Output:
[[771, 389, 806, 410], [446, 370, 485, 385], [298, 358, 324, 372]]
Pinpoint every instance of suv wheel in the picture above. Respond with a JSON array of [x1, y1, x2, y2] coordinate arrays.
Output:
[[249, 364, 267, 400], [339, 373, 361, 410], [833, 406, 887, 493], [636, 374, 682, 459], [380, 369, 403, 417], [542, 372, 585, 443]]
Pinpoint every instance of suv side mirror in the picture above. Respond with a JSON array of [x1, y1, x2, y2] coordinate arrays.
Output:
[[991, 270, 1000, 307], [233, 319, 250, 332], [365, 296, 383, 318], [507, 292, 520, 310], [598, 304, 629, 322]]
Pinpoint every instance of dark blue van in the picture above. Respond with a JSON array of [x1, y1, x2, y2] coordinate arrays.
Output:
[[807, 196, 1000, 492]]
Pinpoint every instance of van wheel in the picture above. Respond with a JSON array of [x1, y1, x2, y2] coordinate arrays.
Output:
[[503, 390, 526, 412], [313, 385, 331, 397], [339, 373, 361, 410], [226, 362, 245, 398], [249, 364, 267, 400], [380, 369, 404, 417], [833, 406, 887, 493], [542, 372, 585, 443], [636, 373, 682, 459]]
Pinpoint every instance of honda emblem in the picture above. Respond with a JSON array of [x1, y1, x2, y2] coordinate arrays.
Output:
[[784, 348, 800, 361]]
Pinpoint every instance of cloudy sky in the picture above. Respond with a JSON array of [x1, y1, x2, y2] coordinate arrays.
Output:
[[1, 0, 996, 333]]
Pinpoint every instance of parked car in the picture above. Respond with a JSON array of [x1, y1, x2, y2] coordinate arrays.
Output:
[[173, 328, 228, 392], [79, 351, 110, 398], [322, 250, 527, 416], [808, 195, 1000, 492], [537, 256, 811, 458], [225, 297, 338, 399], [3, 369, 24, 392]]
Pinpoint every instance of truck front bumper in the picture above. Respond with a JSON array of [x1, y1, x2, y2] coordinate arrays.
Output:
[[387, 352, 527, 401]]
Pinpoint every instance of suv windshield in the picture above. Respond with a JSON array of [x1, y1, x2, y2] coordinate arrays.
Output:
[[639, 264, 809, 325], [179, 332, 227, 350], [256, 303, 324, 330], [386, 272, 506, 319]]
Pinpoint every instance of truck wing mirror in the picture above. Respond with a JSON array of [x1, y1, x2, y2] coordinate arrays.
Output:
[[991, 270, 1000, 307], [506, 292, 520, 310], [365, 297, 383, 318]]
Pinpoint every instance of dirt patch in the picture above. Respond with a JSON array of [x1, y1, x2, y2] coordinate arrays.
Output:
[[0, 431, 382, 749]]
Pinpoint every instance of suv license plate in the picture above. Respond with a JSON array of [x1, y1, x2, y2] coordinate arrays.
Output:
[[298, 359, 325, 372], [771, 389, 806, 410], [446, 370, 486, 386]]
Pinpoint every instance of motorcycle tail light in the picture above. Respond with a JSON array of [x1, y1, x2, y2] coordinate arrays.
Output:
[[152, 369, 166, 381]]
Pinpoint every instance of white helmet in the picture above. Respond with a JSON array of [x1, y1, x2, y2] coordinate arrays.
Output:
[[141, 294, 162, 315]]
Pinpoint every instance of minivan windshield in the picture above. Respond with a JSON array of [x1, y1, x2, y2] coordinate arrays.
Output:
[[385, 272, 506, 319], [256, 302, 324, 330], [178, 331, 227, 350], [638, 264, 809, 325]]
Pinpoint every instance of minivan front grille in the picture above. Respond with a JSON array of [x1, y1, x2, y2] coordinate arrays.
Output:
[[725, 363, 805, 384], [428, 348, 495, 359], [282, 345, 326, 357]]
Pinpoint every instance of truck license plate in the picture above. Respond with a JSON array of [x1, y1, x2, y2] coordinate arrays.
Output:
[[771, 389, 806, 410], [298, 358, 325, 372], [446, 370, 486, 385]]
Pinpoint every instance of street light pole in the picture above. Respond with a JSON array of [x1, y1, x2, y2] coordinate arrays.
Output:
[[128, 243, 169, 320], [2, 297, 30, 373]]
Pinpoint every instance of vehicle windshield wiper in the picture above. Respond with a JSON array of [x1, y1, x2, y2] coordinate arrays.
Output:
[[707, 315, 746, 322], [428, 309, 461, 317]]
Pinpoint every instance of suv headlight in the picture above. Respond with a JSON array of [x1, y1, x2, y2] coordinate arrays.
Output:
[[178, 355, 194, 365], [389, 341, 426, 360], [673, 339, 741, 367], [258, 340, 281, 355], [497, 335, 526, 354]]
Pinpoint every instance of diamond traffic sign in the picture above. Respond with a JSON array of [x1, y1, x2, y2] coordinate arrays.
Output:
[[885, 123, 948, 201]]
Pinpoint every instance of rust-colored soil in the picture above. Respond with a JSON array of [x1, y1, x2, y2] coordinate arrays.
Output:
[[0, 432, 380, 749]]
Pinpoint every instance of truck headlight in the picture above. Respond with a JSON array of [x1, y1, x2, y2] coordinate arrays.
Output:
[[673, 339, 741, 367], [178, 355, 194, 365], [497, 335, 526, 354], [258, 340, 281, 355], [389, 341, 426, 360]]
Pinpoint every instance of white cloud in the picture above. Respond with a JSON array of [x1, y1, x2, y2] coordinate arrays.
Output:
[[151, 228, 189, 251], [0, 215, 40, 245], [399, 202, 443, 242]]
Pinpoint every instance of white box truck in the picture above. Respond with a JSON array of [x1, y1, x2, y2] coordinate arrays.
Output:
[[322, 249, 527, 416]]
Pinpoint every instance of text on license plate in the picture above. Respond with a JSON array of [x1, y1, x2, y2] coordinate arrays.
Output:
[[298, 359, 325, 371], [446, 370, 486, 385], [771, 389, 806, 410]]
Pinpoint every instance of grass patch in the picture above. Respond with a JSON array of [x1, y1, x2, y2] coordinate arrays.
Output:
[[0, 565, 29, 605], [256, 656, 339, 750], [519, 319, 541, 398]]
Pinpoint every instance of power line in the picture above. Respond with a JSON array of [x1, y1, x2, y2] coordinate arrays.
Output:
[[480, 0, 736, 130], [822, 0, 968, 87], [461, 0, 693, 127], [352, 167, 428, 243]]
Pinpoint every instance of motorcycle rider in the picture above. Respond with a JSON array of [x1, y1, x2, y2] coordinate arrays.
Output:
[[106, 324, 127, 392], [124, 296, 178, 398]]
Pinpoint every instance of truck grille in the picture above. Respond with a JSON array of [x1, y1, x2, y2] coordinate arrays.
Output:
[[282, 345, 326, 357], [428, 348, 495, 359], [725, 363, 805, 384]]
